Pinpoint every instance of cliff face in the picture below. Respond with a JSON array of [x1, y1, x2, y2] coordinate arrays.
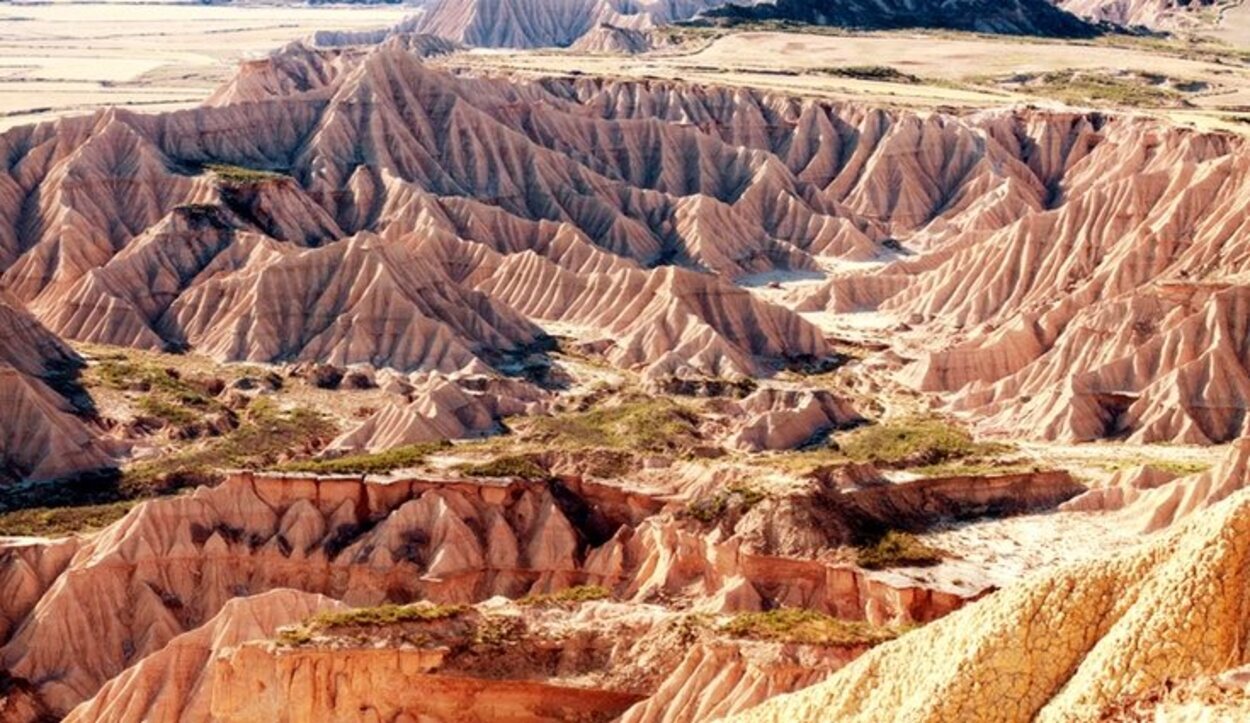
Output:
[[211, 646, 644, 723], [206, 598, 867, 723], [0, 471, 975, 717]]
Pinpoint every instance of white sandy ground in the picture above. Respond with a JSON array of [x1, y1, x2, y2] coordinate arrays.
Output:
[[0, 1, 412, 130]]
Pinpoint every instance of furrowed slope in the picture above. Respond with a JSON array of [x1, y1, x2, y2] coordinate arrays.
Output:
[[730, 476, 1250, 723], [6, 43, 1250, 440], [1055, 0, 1219, 29], [0, 292, 110, 485], [414, 0, 733, 48]]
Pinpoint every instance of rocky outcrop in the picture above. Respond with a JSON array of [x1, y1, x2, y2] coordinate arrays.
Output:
[[0, 536, 79, 644], [728, 483, 1250, 723], [1097, 438, 1250, 534], [210, 599, 870, 723], [618, 642, 861, 723], [212, 645, 645, 722]]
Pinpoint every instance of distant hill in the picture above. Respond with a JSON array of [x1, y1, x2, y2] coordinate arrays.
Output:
[[701, 0, 1102, 38], [1054, 0, 1218, 30]]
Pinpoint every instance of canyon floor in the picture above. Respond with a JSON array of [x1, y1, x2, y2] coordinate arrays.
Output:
[[5, 3, 1250, 722]]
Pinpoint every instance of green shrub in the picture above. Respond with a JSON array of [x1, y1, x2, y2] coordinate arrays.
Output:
[[136, 396, 201, 427], [0, 500, 137, 537], [204, 163, 286, 184], [815, 65, 920, 84], [838, 417, 1009, 467], [122, 402, 337, 495], [856, 531, 943, 570], [306, 603, 468, 630], [523, 398, 701, 454], [721, 609, 899, 646], [684, 483, 766, 523]]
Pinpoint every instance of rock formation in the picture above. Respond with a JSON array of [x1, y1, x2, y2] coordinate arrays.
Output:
[[570, 23, 656, 54], [331, 374, 547, 450], [13, 40, 1250, 442], [413, 0, 734, 48], [728, 482, 1250, 723], [722, 388, 861, 452]]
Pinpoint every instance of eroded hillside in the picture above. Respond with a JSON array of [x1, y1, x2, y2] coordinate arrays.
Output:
[[2, 19, 1250, 723]]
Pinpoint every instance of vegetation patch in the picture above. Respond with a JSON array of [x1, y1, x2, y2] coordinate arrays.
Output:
[[0, 500, 137, 537], [721, 609, 900, 647], [306, 603, 468, 631], [457, 454, 548, 479], [836, 416, 1011, 468], [855, 530, 944, 570], [814, 65, 920, 84], [272, 440, 450, 476], [520, 397, 703, 454], [517, 584, 611, 608], [982, 69, 1191, 108], [204, 163, 287, 184], [124, 399, 338, 496], [684, 482, 767, 524]]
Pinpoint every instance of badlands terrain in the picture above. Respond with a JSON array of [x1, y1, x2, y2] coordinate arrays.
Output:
[[5, 1, 1250, 722]]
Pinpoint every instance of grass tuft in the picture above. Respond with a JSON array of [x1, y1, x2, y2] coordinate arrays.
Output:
[[522, 398, 702, 454], [837, 416, 1010, 468]]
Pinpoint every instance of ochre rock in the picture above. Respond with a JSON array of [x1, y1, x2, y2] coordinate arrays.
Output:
[[726, 484, 1250, 723]]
